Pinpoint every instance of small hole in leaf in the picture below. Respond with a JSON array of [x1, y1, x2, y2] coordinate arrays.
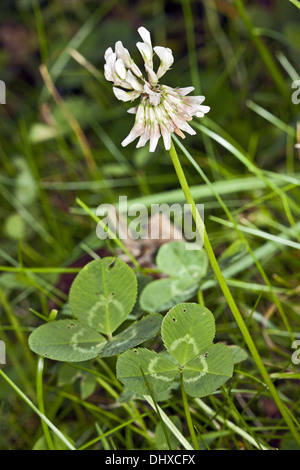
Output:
[[44, 353, 48, 357], [111, 292, 115, 296], [108, 259, 117, 271], [183, 309, 186, 313], [172, 317, 177, 322], [204, 352, 208, 358], [134, 349, 138, 354]]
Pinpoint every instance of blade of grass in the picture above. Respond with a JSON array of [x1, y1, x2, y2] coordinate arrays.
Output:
[[40, 65, 97, 173], [0, 369, 76, 450], [289, 0, 300, 10], [40, 0, 116, 97], [78, 410, 152, 450], [36, 356, 55, 450], [144, 395, 193, 451], [209, 215, 300, 250], [194, 398, 270, 450], [234, 0, 289, 100], [173, 135, 295, 341], [169, 139, 300, 446], [0, 287, 36, 375]]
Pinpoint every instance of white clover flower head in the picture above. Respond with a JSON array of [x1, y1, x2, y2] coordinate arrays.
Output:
[[104, 26, 210, 152]]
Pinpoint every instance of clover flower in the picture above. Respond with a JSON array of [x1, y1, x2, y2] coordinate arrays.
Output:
[[104, 27, 210, 152]]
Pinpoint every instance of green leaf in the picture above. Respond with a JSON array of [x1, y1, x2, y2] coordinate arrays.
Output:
[[100, 314, 162, 357], [57, 363, 97, 399], [280, 434, 300, 450], [28, 319, 106, 362], [156, 241, 208, 281], [80, 374, 97, 399], [161, 303, 216, 365], [155, 416, 182, 450], [33, 432, 72, 450], [131, 273, 152, 317], [69, 258, 137, 335], [57, 364, 82, 386], [140, 278, 198, 313], [116, 348, 178, 396], [183, 343, 234, 397], [117, 303, 234, 399], [229, 345, 248, 364]]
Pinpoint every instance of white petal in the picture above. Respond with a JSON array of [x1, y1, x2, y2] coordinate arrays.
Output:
[[135, 104, 146, 122], [198, 105, 210, 114], [113, 77, 132, 89], [160, 126, 172, 150], [127, 106, 138, 114], [153, 105, 165, 123], [115, 41, 130, 63], [165, 93, 181, 106], [122, 109, 145, 146], [104, 47, 113, 60], [161, 98, 175, 115], [149, 122, 160, 152], [122, 128, 143, 147], [177, 86, 195, 96], [154, 46, 174, 79], [162, 100, 196, 135], [184, 95, 206, 105], [115, 41, 142, 78], [136, 127, 150, 148], [144, 83, 161, 106], [178, 121, 196, 135], [144, 64, 158, 86], [115, 58, 127, 80], [195, 112, 204, 118], [104, 64, 113, 82], [113, 87, 141, 102], [126, 70, 144, 91], [137, 27, 152, 49], [149, 135, 160, 152], [136, 106, 151, 148], [136, 42, 153, 68], [130, 63, 143, 79], [104, 52, 116, 81]]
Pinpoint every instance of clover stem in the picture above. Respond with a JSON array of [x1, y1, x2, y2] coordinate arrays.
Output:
[[169, 139, 300, 446], [180, 372, 199, 450]]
